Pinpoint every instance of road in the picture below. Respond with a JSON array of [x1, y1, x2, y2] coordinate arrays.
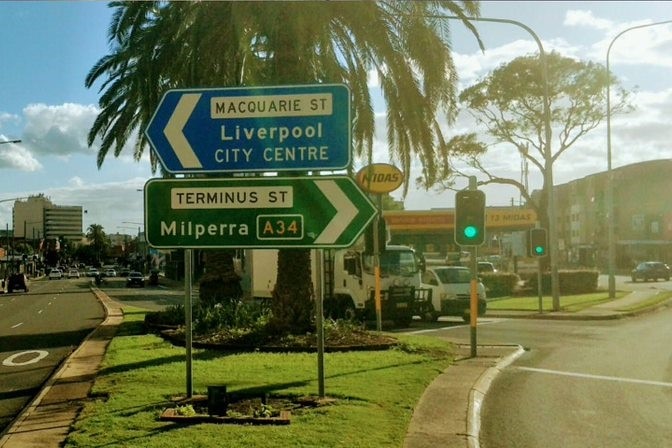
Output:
[[96, 277, 184, 311], [479, 307, 672, 447], [0, 277, 104, 432], [427, 275, 672, 447]]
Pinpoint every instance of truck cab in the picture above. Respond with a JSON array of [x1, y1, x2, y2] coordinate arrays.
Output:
[[330, 244, 424, 326]]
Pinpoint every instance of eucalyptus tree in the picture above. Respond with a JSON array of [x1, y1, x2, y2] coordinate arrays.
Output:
[[86, 1, 481, 334], [421, 52, 632, 231]]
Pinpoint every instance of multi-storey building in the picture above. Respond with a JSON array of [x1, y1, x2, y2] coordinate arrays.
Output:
[[13, 195, 83, 243], [555, 159, 672, 270]]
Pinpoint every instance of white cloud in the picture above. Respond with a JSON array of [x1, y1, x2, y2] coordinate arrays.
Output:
[[584, 19, 672, 68], [21, 103, 100, 157], [564, 10, 613, 31], [68, 176, 86, 187], [454, 39, 539, 87], [0, 142, 42, 171]]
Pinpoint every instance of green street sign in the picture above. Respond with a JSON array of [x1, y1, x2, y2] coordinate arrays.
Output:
[[144, 176, 377, 249]]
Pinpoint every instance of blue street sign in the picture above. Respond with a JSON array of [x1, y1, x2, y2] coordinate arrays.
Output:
[[145, 84, 351, 174]]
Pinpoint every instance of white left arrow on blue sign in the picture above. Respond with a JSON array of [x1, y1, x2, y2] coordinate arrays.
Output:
[[163, 93, 202, 169]]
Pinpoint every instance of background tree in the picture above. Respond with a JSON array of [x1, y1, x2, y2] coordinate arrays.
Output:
[[420, 52, 632, 234], [86, 224, 109, 266], [86, 1, 482, 334]]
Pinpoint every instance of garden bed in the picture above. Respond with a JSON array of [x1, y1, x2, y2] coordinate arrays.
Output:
[[160, 393, 335, 426]]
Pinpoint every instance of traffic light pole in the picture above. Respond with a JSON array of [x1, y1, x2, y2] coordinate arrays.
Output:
[[373, 195, 383, 332], [537, 257, 543, 314], [530, 227, 548, 313], [454, 176, 484, 357], [470, 246, 478, 357], [468, 176, 479, 357]]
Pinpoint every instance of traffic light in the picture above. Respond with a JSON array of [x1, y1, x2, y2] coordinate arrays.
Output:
[[454, 190, 486, 246], [529, 228, 548, 257]]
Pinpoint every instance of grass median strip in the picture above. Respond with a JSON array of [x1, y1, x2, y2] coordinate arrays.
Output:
[[65, 309, 455, 448], [487, 291, 628, 312], [615, 291, 672, 312]]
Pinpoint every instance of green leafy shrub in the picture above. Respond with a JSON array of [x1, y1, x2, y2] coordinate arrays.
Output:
[[524, 269, 599, 295], [144, 300, 271, 336], [480, 272, 521, 298]]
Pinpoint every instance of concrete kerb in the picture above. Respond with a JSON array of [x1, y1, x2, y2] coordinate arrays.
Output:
[[0, 286, 122, 448], [466, 345, 525, 448]]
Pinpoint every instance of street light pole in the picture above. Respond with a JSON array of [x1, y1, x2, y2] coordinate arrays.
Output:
[[430, 14, 559, 308], [606, 19, 672, 299]]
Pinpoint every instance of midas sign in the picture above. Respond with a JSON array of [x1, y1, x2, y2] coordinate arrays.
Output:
[[356, 163, 404, 194]]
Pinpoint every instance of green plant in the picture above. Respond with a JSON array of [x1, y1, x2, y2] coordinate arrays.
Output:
[[252, 404, 275, 418], [193, 300, 271, 335], [175, 404, 196, 416]]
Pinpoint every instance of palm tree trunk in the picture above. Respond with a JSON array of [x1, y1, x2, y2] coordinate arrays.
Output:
[[199, 250, 241, 308], [269, 249, 314, 334]]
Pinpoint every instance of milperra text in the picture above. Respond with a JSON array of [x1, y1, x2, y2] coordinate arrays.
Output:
[[160, 221, 249, 240]]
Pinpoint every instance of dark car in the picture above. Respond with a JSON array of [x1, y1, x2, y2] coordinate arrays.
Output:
[[7, 273, 29, 293], [631, 261, 670, 282], [126, 271, 145, 288]]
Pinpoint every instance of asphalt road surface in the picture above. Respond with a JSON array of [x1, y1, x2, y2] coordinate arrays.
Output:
[[0, 277, 104, 432], [479, 307, 672, 447], [419, 275, 672, 448], [97, 277, 184, 311]]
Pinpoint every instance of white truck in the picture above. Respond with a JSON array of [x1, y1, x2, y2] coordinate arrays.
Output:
[[238, 243, 429, 327]]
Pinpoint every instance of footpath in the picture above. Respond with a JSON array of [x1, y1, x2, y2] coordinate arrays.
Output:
[[0, 287, 669, 448]]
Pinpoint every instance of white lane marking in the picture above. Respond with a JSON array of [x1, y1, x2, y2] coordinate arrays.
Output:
[[517, 366, 672, 388], [407, 318, 507, 334], [11, 322, 23, 329], [3, 350, 49, 366]]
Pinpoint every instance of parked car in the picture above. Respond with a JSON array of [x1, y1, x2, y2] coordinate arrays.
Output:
[[7, 273, 29, 293], [48, 269, 63, 280], [419, 266, 487, 321], [67, 269, 81, 279], [477, 261, 497, 273], [86, 269, 100, 278], [126, 271, 145, 288], [104, 269, 117, 278], [631, 261, 670, 282]]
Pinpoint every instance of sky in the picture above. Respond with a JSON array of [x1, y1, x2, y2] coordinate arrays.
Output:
[[1, 1, 671, 236]]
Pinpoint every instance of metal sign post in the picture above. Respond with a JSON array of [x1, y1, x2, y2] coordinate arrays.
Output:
[[315, 250, 325, 398], [184, 249, 193, 398]]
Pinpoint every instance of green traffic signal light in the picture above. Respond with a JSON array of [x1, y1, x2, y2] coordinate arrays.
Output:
[[529, 228, 548, 257], [464, 225, 478, 239], [455, 190, 485, 246]]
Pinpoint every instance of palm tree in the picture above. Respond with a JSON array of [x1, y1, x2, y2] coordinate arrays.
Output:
[[86, 1, 481, 334], [85, 224, 108, 266]]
